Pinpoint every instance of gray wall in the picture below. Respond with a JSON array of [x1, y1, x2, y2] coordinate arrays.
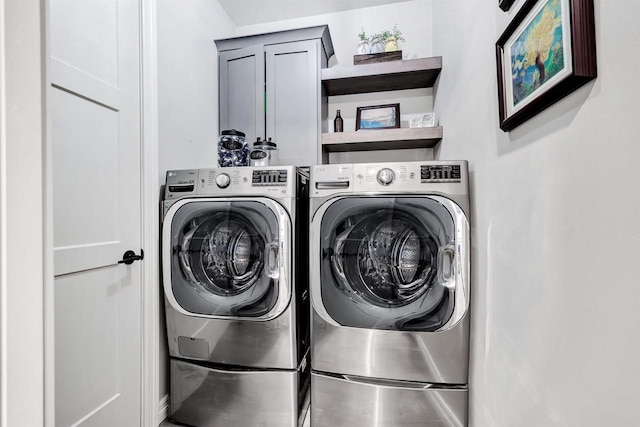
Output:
[[433, 0, 640, 425], [157, 0, 235, 185], [156, 0, 236, 402]]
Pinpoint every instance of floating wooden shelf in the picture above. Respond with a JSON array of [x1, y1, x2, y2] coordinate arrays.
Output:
[[321, 57, 442, 96], [322, 127, 443, 152]]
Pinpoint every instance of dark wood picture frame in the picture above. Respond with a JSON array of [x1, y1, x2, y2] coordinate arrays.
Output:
[[496, 0, 597, 131], [356, 103, 401, 130], [499, 0, 516, 12]]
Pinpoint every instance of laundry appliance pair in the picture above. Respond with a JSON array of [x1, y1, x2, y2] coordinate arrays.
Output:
[[161, 161, 470, 427]]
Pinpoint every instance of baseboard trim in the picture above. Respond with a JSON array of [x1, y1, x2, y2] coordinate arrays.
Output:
[[158, 394, 169, 423]]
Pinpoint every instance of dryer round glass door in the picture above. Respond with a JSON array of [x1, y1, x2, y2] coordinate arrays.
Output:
[[319, 196, 462, 331], [168, 200, 282, 317]]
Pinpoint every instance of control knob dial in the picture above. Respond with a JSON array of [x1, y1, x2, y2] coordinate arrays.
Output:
[[215, 173, 231, 188], [377, 168, 395, 186]]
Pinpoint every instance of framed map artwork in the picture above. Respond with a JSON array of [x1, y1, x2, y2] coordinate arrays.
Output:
[[495, 0, 597, 131]]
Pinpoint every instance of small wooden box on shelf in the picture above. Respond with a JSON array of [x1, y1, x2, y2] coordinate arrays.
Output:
[[320, 56, 443, 156], [353, 50, 402, 65]]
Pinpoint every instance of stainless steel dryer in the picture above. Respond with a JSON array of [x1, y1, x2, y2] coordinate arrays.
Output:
[[309, 161, 470, 427], [162, 166, 310, 427]]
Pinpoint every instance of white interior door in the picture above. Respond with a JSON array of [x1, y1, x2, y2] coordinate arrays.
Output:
[[49, 0, 143, 425]]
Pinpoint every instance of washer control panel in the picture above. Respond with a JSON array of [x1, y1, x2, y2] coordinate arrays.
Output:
[[192, 166, 296, 197], [252, 169, 287, 186], [164, 169, 198, 199], [163, 166, 298, 214]]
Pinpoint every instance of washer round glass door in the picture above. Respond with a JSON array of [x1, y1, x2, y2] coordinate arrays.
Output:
[[166, 199, 286, 317], [319, 196, 464, 332]]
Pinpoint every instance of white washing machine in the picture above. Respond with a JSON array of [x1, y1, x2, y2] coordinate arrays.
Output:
[[162, 166, 310, 427], [309, 161, 470, 427]]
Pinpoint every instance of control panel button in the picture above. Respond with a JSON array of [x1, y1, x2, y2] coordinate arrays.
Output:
[[377, 168, 395, 186], [215, 173, 231, 188]]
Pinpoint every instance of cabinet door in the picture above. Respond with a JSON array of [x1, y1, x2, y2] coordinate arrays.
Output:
[[219, 45, 265, 143], [266, 40, 320, 166]]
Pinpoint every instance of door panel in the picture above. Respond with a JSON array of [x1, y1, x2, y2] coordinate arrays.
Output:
[[52, 88, 120, 275], [49, 0, 119, 86], [51, 59, 120, 109], [54, 268, 121, 426], [219, 45, 264, 144], [266, 40, 319, 166], [49, 0, 142, 425]]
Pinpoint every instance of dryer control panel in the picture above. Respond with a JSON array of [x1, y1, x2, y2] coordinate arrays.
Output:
[[311, 161, 468, 197], [420, 164, 462, 183], [197, 166, 295, 197]]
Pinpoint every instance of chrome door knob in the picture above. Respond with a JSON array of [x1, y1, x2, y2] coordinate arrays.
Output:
[[377, 168, 395, 186], [215, 173, 231, 188]]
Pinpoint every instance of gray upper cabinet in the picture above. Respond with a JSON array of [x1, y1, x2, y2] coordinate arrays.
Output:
[[216, 26, 334, 167]]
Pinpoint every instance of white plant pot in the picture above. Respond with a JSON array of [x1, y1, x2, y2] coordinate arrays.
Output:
[[357, 40, 370, 54], [370, 38, 384, 54]]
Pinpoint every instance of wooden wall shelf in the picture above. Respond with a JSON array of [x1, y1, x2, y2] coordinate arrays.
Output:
[[321, 56, 442, 96], [322, 127, 443, 152]]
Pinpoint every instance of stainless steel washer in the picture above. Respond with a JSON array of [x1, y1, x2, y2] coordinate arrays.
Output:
[[162, 166, 310, 427], [309, 161, 470, 427]]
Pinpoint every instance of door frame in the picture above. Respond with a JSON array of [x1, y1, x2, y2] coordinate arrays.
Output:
[[140, 0, 162, 425], [1, 0, 161, 426], [0, 0, 48, 426]]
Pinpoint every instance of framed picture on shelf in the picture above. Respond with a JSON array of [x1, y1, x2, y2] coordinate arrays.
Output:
[[495, 0, 596, 131], [356, 103, 401, 130], [409, 113, 437, 128]]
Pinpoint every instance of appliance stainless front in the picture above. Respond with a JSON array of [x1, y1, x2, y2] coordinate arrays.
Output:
[[162, 166, 310, 427], [310, 161, 470, 427]]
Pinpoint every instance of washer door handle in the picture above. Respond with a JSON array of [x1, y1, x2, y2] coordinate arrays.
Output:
[[265, 242, 279, 279], [118, 249, 144, 265], [437, 243, 455, 288]]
